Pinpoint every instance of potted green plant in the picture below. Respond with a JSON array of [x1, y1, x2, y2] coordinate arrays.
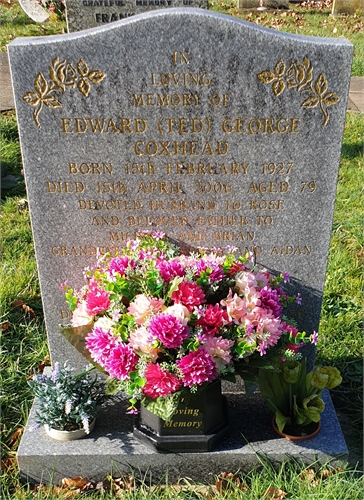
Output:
[[28, 362, 106, 441], [259, 356, 342, 440]]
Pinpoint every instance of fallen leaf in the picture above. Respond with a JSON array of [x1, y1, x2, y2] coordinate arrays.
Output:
[[262, 486, 287, 500], [216, 472, 248, 493], [9, 427, 23, 448], [37, 355, 51, 373], [61, 476, 88, 489], [300, 468, 316, 482], [1, 322, 10, 330], [11, 299, 36, 318]]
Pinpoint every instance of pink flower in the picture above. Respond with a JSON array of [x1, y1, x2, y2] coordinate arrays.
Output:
[[255, 314, 283, 355], [107, 256, 133, 277], [221, 289, 260, 325], [156, 259, 185, 282], [195, 260, 224, 283], [71, 301, 94, 327], [142, 364, 182, 399], [171, 281, 206, 312], [164, 303, 190, 325], [177, 347, 217, 387], [128, 294, 164, 325], [105, 343, 138, 380], [86, 327, 118, 367], [149, 314, 189, 349], [85, 280, 110, 315], [259, 286, 283, 317], [202, 336, 234, 370], [197, 304, 229, 335], [129, 326, 161, 361]]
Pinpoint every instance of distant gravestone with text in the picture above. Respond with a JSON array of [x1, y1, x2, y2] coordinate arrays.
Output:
[[65, 0, 208, 32], [332, 0, 363, 16], [9, 9, 353, 370]]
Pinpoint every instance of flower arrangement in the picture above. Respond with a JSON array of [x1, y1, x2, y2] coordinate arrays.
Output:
[[61, 231, 314, 421], [28, 362, 106, 433], [259, 355, 342, 435]]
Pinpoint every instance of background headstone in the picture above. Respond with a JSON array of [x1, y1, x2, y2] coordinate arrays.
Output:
[[65, 0, 208, 32], [8, 9, 353, 369], [18, 0, 49, 22], [239, 0, 288, 10], [332, 0, 364, 15]]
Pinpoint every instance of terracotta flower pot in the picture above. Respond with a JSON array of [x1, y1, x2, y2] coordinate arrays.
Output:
[[45, 418, 96, 441], [272, 417, 320, 441]]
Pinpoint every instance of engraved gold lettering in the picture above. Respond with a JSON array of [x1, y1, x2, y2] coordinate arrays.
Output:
[[213, 231, 255, 242], [69, 162, 113, 175], [270, 245, 312, 256], [136, 182, 183, 194], [78, 200, 143, 210], [249, 199, 284, 210], [47, 181, 85, 194]]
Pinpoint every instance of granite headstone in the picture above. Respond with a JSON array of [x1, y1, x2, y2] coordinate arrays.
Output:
[[8, 9, 353, 370], [65, 0, 207, 32]]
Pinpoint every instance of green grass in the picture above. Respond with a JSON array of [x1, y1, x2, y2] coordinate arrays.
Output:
[[0, 1, 65, 51], [1, 2, 363, 496]]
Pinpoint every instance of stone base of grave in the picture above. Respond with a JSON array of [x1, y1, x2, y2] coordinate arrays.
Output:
[[17, 388, 348, 486]]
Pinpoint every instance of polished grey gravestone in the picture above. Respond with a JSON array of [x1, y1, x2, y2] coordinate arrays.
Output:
[[65, 0, 207, 32], [8, 9, 353, 370], [9, 8, 352, 484]]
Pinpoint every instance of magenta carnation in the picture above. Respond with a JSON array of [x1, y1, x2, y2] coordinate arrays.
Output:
[[105, 343, 138, 380], [107, 256, 133, 277], [197, 304, 229, 335], [259, 286, 284, 317], [171, 281, 206, 312], [149, 314, 189, 349], [142, 363, 182, 399], [85, 280, 110, 315], [85, 327, 118, 367], [156, 259, 185, 282], [196, 260, 224, 283], [177, 347, 217, 387]]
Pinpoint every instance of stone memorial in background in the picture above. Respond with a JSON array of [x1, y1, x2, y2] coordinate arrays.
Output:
[[18, 0, 49, 22], [332, 0, 363, 16], [65, 0, 207, 32], [10, 8, 352, 484], [238, 0, 288, 10], [9, 9, 353, 371]]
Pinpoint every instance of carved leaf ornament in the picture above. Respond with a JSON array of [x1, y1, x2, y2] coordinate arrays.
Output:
[[23, 57, 106, 128], [257, 57, 339, 126]]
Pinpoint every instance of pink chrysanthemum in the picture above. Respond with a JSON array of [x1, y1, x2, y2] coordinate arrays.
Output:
[[86, 327, 118, 367], [259, 286, 284, 317], [142, 363, 182, 399], [197, 304, 229, 335], [105, 343, 138, 380], [85, 280, 110, 315], [171, 281, 206, 312], [177, 347, 217, 387], [195, 260, 224, 283], [202, 336, 234, 370], [107, 256, 133, 277], [156, 259, 186, 282], [149, 314, 189, 349]]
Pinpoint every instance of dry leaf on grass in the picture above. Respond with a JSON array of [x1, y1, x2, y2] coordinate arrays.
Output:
[[9, 427, 23, 448], [215, 472, 248, 493], [11, 299, 36, 318], [1, 322, 11, 330], [262, 486, 287, 500]]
